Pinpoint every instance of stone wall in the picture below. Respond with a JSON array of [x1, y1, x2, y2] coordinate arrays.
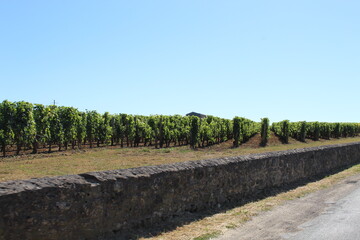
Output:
[[1, 142, 360, 240]]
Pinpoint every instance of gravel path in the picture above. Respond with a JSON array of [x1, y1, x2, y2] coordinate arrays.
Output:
[[217, 173, 360, 240]]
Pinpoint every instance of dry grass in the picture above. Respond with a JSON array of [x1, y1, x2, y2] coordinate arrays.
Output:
[[1, 135, 360, 182], [140, 163, 360, 240]]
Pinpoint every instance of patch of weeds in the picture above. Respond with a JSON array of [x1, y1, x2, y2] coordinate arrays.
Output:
[[260, 205, 272, 211], [256, 201, 275, 212], [193, 231, 221, 240], [281, 195, 296, 201], [161, 148, 173, 153], [141, 148, 151, 153], [115, 148, 130, 153], [225, 223, 237, 229], [179, 148, 192, 153], [231, 209, 249, 216], [239, 215, 251, 223]]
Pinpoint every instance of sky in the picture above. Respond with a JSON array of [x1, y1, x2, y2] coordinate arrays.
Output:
[[1, 0, 359, 122]]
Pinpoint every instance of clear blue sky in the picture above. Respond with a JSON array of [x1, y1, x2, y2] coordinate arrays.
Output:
[[1, 1, 359, 122]]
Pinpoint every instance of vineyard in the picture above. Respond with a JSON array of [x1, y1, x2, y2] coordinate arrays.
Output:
[[0, 100, 360, 157]]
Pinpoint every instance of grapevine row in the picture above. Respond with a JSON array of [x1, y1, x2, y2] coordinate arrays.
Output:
[[1, 100, 359, 157], [272, 121, 360, 143], [0, 100, 263, 156]]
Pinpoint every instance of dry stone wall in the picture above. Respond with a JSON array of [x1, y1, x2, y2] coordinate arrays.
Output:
[[1, 142, 360, 240]]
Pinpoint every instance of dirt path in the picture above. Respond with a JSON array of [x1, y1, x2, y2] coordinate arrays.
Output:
[[217, 173, 360, 240]]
